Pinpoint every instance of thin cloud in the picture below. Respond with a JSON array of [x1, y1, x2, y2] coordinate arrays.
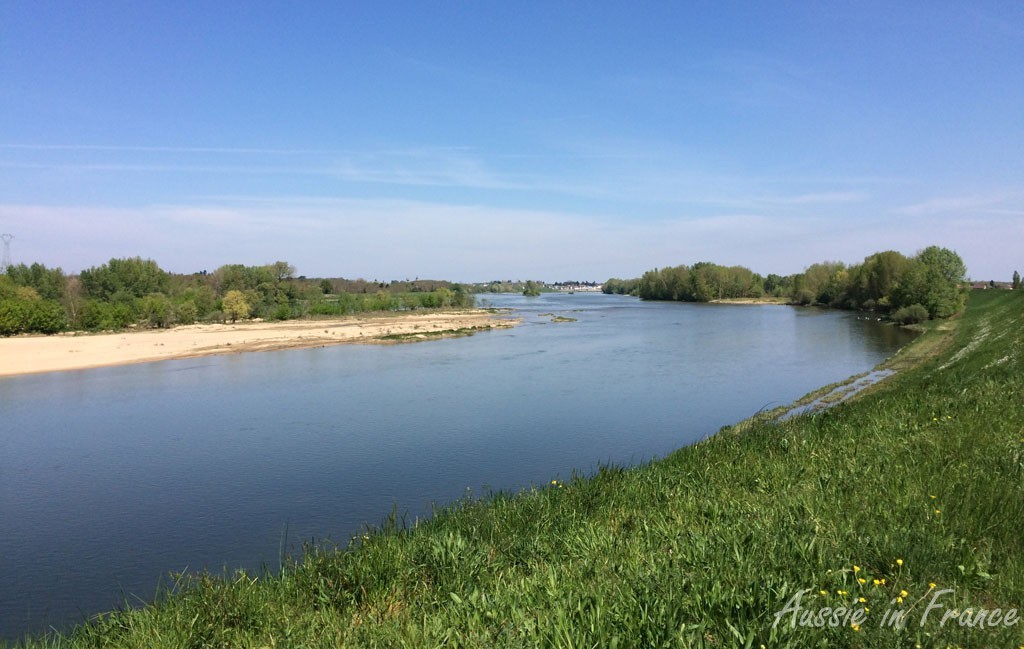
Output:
[[897, 190, 1024, 216], [756, 192, 870, 205], [0, 143, 329, 155], [2, 197, 1016, 281]]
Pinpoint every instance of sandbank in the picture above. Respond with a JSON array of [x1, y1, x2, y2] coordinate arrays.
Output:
[[0, 310, 518, 378], [708, 297, 792, 305]]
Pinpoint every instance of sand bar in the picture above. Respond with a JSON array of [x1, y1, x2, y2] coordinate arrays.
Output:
[[0, 310, 518, 378]]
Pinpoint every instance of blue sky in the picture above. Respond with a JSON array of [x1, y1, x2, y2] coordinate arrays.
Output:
[[1, 2, 1021, 281]]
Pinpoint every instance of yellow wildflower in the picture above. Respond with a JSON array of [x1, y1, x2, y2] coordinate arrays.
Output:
[[851, 623, 861, 632], [896, 559, 904, 567], [900, 590, 908, 598], [859, 597, 867, 603], [820, 590, 828, 596], [935, 509, 941, 515], [929, 582, 937, 589], [854, 565, 860, 573], [897, 596, 904, 603]]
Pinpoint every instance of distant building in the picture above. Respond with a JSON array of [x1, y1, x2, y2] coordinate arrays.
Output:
[[549, 281, 603, 293], [971, 281, 1013, 290]]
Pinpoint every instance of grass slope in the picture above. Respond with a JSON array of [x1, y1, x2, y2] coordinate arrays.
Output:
[[15, 291, 1024, 648]]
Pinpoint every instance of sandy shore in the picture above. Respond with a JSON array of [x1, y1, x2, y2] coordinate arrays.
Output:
[[708, 297, 792, 305], [0, 310, 518, 378]]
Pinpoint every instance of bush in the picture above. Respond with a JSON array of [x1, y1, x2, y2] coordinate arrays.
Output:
[[0, 300, 29, 335], [175, 300, 199, 325], [795, 289, 815, 305], [892, 303, 929, 325], [270, 304, 291, 321], [0, 298, 67, 335]]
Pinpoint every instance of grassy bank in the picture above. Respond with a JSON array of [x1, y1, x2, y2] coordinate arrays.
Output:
[[14, 291, 1023, 648]]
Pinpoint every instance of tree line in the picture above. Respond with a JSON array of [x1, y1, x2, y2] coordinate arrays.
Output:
[[604, 246, 971, 323], [0, 258, 475, 336]]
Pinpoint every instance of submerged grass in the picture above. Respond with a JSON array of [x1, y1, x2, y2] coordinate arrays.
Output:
[[12, 291, 1024, 648]]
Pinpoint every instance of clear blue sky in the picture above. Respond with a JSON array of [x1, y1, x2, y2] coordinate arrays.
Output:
[[1, 2, 1021, 281]]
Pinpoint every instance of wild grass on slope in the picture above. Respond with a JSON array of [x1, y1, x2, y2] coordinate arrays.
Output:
[[15, 291, 1024, 648]]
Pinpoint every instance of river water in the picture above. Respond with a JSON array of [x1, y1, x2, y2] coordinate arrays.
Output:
[[0, 293, 915, 640]]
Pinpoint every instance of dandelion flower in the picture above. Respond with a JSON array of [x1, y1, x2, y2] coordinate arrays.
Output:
[[851, 623, 861, 632], [859, 597, 866, 603], [900, 590, 908, 598], [837, 589, 848, 596], [820, 590, 828, 596], [858, 577, 866, 584], [897, 596, 904, 603], [929, 582, 937, 589], [896, 559, 904, 567], [873, 579, 882, 586], [854, 565, 860, 573], [930, 494, 937, 499], [935, 509, 941, 515]]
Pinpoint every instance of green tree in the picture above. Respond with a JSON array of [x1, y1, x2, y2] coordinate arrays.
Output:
[[763, 274, 791, 297], [175, 300, 199, 325], [792, 262, 845, 305], [5, 262, 67, 300], [0, 289, 68, 335], [1013, 270, 1021, 290], [522, 280, 542, 297], [270, 261, 296, 281], [892, 247, 967, 318], [222, 290, 250, 323], [141, 292, 173, 328], [80, 257, 168, 300]]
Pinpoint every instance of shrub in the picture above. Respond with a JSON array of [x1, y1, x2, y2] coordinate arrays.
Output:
[[892, 303, 929, 325], [175, 300, 199, 325], [795, 289, 815, 305]]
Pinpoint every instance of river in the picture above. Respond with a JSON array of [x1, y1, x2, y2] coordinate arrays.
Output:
[[0, 293, 915, 640]]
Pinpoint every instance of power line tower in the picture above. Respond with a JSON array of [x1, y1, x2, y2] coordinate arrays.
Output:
[[0, 234, 12, 274]]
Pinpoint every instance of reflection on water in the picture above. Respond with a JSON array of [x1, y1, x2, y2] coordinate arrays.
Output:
[[0, 294, 915, 640]]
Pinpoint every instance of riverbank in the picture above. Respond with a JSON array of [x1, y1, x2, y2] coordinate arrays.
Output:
[[709, 296, 792, 305], [10, 291, 1022, 648], [0, 310, 517, 377]]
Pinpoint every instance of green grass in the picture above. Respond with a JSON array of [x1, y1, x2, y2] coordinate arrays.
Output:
[[12, 290, 1024, 648]]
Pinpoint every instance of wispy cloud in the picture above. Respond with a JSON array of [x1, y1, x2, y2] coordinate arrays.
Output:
[[897, 190, 1024, 216], [0, 160, 340, 175], [755, 192, 870, 205], [2, 195, 1018, 281], [0, 143, 329, 155], [329, 149, 530, 190]]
